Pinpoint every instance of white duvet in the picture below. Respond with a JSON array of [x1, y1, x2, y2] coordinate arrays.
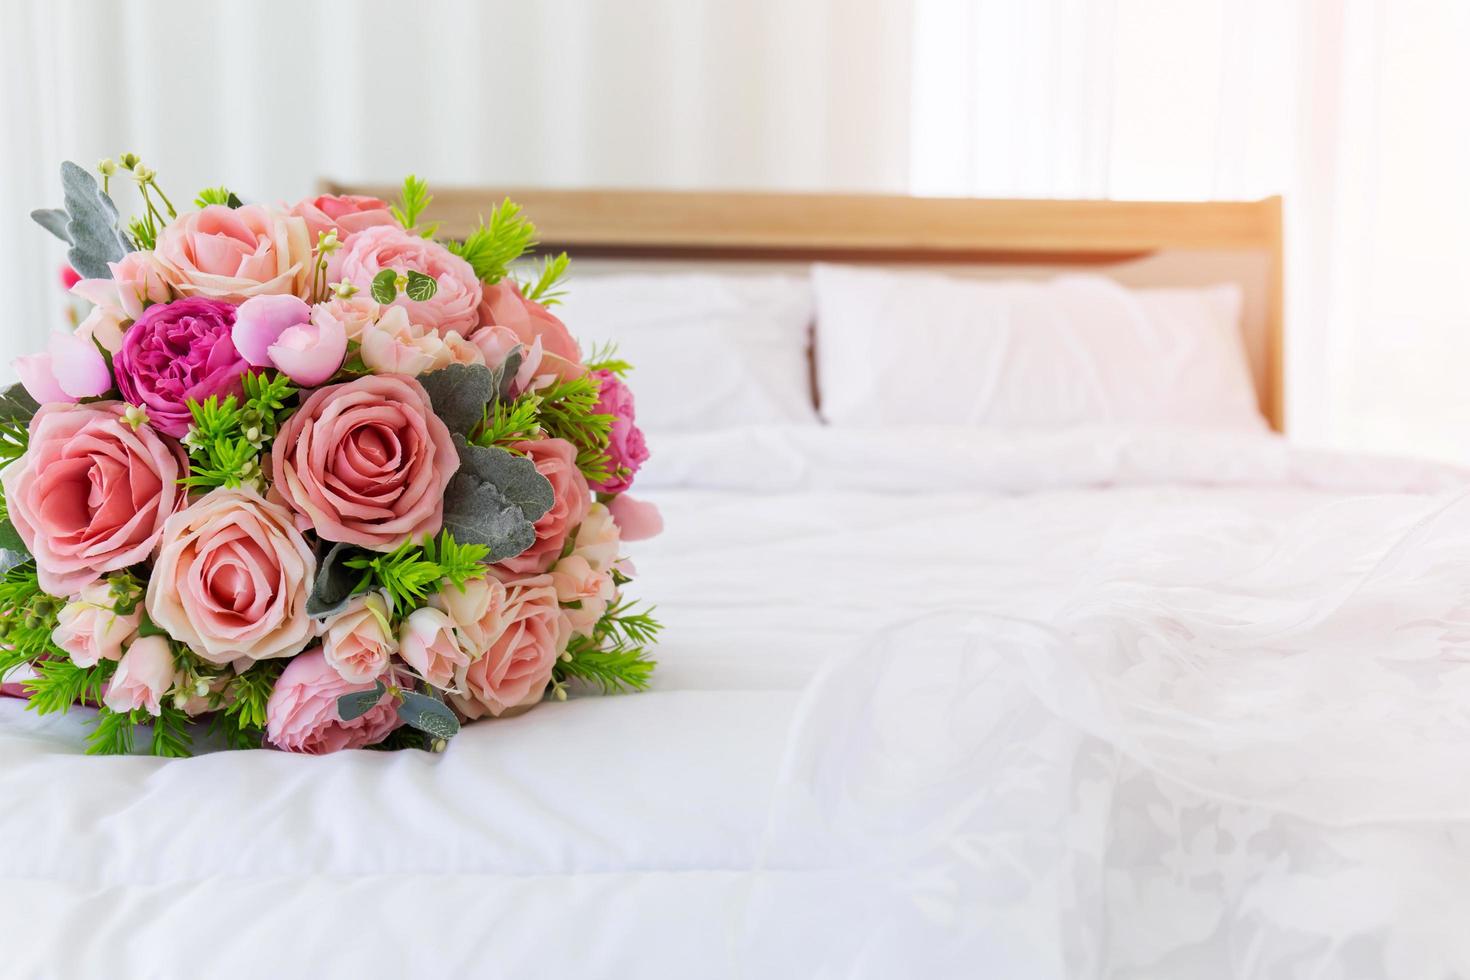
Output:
[[3, 426, 1468, 979]]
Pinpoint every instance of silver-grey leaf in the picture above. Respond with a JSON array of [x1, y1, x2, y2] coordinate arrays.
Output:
[[440, 471, 538, 560], [397, 691, 460, 738], [336, 681, 387, 722], [488, 346, 523, 401], [419, 363, 494, 436], [30, 208, 73, 245], [0, 548, 29, 576], [452, 437, 554, 522], [59, 161, 130, 279], [306, 541, 361, 618], [0, 382, 39, 425]]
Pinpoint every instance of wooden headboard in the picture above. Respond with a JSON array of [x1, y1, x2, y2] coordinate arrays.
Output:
[[322, 184, 1285, 432]]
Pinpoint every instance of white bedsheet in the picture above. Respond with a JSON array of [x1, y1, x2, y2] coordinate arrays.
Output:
[[3, 426, 1468, 979]]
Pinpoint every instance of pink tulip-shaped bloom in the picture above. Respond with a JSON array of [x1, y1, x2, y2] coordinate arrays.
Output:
[[496, 438, 590, 575], [103, 636, 177, 716], [265, 647, 402, 753], [398, 606, 472, 690], [146, 486, 318, 666], [52, 581, 142, 667], [321, 592, 396, 684], [607, 494, 663, 542], [288, 194, 397, 240], [270, 374, 459, 550], [113, 297, 249, 437], [13, 330, 113, 404], [327, 225, 483, 337], [0, 402, 186, 596], [153, 204, 313, 303], [232, 294, 348, 387], [450, 571, 570, 719]]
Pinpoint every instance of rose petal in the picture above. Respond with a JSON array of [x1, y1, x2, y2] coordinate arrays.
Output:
[[13, 353, 74, 404], [267, 314, 346, 388], [47, 331, 112, 399], [607, 494, 663, 541]]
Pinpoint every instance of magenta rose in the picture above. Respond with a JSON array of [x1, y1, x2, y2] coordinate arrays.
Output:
[[270, 374, 458, 550], [288, 194, 396, 240], [0, 402, 186, 596], [588, 369, 649, 494], [326, 225, 482, 337], [497, 438, 589, 575], [113, 297, 249, 437], [449, 570, 570, 719], [265, 647, 402, 753]]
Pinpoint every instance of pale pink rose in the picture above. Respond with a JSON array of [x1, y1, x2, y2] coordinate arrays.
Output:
[[288, 194, 396, 241], [450, 571, 570, 719], [146, 486, 318, 666], [265, 647, 402, 753], [467, 326, 545, 395], [327, 225, 482, 337], [398, 606, 472, 689], [12, 330, 111, 404], [434, 330, 487, 371], [1, 402, 185, 596], [311, 294, 381, 343], [497, 438, 590, 575], [103, 636, 176, 717], [549, 554, 615, 637], [429, 575, 508, 656], [232, 294, 310, 367], [322, 592, 396, 684], [608, 494, 664, 542], [358, 305, 445, 377], [74, 304, 128, 354], [571, 502, 621, 573], [475, 281, 583, 380], [72, 251, 172, 325], [51, 580, 141, 668], [154, 204, 313, 303], [268, 313, 347, 386], [270, 374, 458, 550]]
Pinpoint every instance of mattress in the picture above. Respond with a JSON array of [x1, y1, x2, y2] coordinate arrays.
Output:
[[3, 425, 1468, 978]]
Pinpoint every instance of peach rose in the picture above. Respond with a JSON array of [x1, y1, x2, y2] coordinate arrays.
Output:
[[549, 554, 615, 637], [327, 225, 482, 337], [322, 592, 396, 684], [311, 294, 381, 343], [265, 647, 402, 753], [154, 204, 313, 303], [51, 580, 141, 667], [270, 374, 459, 550], [398, 606, 472, 689], [358, 305, 445, 377], [571, 502, 621, 573], [450, 571, 569, 719], [496, 438, 590, 575], [146, 486, 318, 666], [475, 280, 582, 377], [0, 402, 186, 596], [289, 194, 396, 240], [429, 575, 507, 655], [103, 636, 176, 716]]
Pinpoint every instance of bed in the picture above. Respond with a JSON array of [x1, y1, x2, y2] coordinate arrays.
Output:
[[5, 190, 1469, 979]]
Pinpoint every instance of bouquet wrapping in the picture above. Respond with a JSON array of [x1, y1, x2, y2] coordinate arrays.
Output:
[[0, 159, 662, 755]]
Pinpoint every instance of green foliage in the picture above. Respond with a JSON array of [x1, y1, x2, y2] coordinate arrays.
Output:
[[86, 706, 141, 755], [194, 186, 243, 208], [84, 703, 194, 757], [404, 270, 438, 301], [24, 657, 115, 715], [344, 531, 491, 615], [522, 252, 571, 306], [473, 396, 542, 448], [222, 660, 285, 733], [554, 599, 661, 695], [391, 175, 433, 233], [584, 341, 633, 377], [128, 215, 157, 250], [370, 268, 398, 304], [536, 375, 614, 482], [182, 371, 296, 490], [447, 199, 538, 284], [0, 418, 29, 467], [0, 563, 64, 682]]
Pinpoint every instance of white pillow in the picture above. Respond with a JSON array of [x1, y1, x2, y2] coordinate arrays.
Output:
[[554, 273, 817, 433], [812, 264, 1264, 430]]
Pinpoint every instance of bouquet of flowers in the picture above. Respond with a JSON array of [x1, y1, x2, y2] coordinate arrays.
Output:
[[0, 157, 662, 755]]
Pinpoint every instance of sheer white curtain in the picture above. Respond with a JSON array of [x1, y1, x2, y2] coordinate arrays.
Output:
[[911, 0, 1470, 461]]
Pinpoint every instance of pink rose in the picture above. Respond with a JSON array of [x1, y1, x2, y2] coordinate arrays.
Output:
[[154, 204, 313, 303], [12, 330, 112, 404], [587, 369, 649, 494], [103, 636, 176, 717], [327, 225, 482, 337], [549, 555, 615, 637], [450, 571, 570, 719], [52, 581, 141, 667], [322, 592, 396, 684], [497, 438, 590, 575], [113, 297, 249, 437], [607, 494, 663, 542], [358, 306, 447, 377], [72, 251, 172, 326], [398, 606, 472, 690], [1, 402, 185, 596], [265, 647, 402, 753], [571, 502, 621, 572], [475, 281, 582, 375], [288, 194, 396, 241], [270, 374, 459, 550], [430, 576, 507, 655], [310, 294, 381, 343], [146, 486, 318, 666]]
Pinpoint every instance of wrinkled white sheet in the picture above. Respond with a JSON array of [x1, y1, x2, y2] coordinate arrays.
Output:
[[3, 426, 1468, 979]]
